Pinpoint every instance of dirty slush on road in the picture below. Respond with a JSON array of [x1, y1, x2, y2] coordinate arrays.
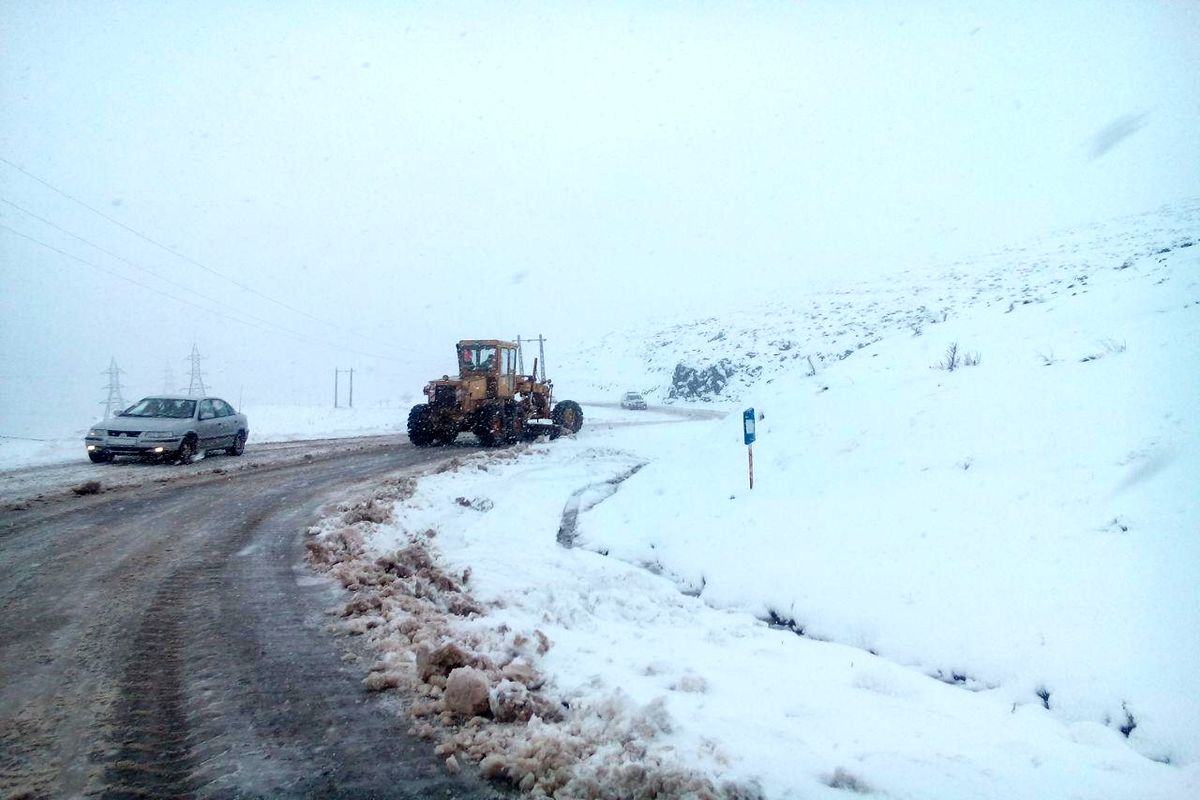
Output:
[[305, 449, 762, 800]]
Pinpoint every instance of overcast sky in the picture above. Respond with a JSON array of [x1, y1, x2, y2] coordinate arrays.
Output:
[[1, 1, 1197, 433]]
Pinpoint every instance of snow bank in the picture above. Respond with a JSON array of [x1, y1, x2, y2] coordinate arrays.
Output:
[[306, 450, 764, 798]]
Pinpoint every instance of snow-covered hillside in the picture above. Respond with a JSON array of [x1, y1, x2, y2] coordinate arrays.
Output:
[[557, 199, 1198, 405], [311, 201, 1199, 798], [579, 245, 1200, 761]]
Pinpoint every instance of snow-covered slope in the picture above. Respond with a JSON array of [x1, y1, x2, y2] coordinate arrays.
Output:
[[575, 215, 1200, 767], [557, 199, 1199, 405]]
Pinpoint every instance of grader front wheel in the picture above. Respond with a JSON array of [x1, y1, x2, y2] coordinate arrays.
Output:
[[407, 404, 437, 447], [550, 400, 584, 440]]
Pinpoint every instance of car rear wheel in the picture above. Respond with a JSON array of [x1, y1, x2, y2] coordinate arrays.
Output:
[[226, 431, 246, 456]]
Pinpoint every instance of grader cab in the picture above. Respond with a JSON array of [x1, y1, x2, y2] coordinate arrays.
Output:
[[407, 338, 583, 447]]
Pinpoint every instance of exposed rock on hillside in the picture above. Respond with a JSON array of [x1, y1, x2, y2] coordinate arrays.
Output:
[[667, 360, 735, 401]]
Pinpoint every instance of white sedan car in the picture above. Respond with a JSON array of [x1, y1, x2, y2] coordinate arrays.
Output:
[[85, 395, 249, 464]]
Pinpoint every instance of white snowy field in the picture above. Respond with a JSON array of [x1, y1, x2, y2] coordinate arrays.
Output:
[[307, 230, 1198, 797]]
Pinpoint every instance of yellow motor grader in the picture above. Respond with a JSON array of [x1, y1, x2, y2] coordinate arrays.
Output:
[[407, 339, 584, 447]]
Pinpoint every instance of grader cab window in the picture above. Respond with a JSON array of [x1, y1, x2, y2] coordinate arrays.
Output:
[[459, 344, 498, 372]]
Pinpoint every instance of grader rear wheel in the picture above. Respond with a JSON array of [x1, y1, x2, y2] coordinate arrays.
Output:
[[473, 404, 504, 447]]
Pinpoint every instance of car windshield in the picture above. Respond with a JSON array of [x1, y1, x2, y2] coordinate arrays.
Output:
[[120, 398, 196, 419]]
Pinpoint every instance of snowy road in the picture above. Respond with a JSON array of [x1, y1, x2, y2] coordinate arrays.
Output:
[[0, 433, 417, 510], [0, 440, 508, 799]]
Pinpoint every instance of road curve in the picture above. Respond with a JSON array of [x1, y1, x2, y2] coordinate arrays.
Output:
[[0, 441, 507, 799]]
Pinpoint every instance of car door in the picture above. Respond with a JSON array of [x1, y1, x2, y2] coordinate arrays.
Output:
[[197, 399, 222, 449], [213, 399, 237, 447]]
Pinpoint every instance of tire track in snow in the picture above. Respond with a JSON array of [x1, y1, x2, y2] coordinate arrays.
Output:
[[555, 462, 646, 548]]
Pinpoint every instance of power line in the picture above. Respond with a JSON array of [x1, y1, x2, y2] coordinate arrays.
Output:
[[1, 196, 340, 345], [0, 156, 391, 346], [0, 221, 405, 362]]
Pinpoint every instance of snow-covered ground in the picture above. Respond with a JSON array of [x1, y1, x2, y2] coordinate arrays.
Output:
[[305, 207, 1199, 798]]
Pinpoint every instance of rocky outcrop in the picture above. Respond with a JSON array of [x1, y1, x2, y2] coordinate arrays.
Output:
[[667, 360, 736, 401], [666, 359, 767, 402]]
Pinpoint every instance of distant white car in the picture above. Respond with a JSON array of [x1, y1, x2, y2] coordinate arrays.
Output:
[[620, 392, 647, 410]]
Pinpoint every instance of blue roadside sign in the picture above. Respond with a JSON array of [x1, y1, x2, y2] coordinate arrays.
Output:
[[743, 408, 756, 446]]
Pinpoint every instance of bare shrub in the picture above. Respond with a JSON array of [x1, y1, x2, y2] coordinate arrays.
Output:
[[826, 766, 872, 793], [939, 342, 959, 371], [1080, 339, 1127, 363], [72, 480, 102, 495], [935, 342, 980, 371]]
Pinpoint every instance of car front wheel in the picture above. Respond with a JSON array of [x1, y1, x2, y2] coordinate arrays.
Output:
[[88, 450, 112, 464], [176, 438, 197, 465]]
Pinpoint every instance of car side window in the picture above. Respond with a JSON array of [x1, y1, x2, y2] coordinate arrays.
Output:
[[215, 399, 235, 417], [199, 399, 216, 420]]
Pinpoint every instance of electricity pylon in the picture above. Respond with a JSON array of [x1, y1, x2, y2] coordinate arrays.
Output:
[[184, 344, 207, 397], [100, 358, 128, 420]]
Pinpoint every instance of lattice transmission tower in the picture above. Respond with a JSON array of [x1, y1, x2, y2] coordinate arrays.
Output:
[[100, 358, 128, 419], [184, 344, 207, 397]]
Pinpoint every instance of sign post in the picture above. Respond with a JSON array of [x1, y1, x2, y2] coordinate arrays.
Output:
[[743, 408, 756, 490]]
